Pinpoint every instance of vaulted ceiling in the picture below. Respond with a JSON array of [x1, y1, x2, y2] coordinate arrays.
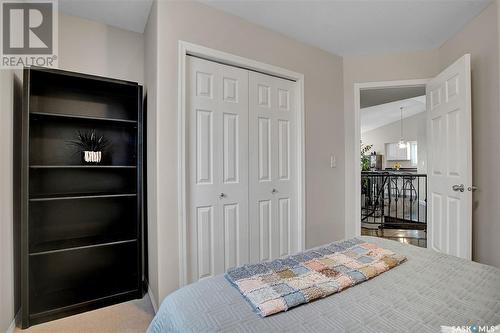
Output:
[[361, 96, 426, 134]]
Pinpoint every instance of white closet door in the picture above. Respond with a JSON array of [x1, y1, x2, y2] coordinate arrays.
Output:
[[187, 56, 249, 282], [249, 72, 297, 263]]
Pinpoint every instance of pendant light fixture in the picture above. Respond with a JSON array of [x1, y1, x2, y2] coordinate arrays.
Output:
[[398, 106, 406, 149]]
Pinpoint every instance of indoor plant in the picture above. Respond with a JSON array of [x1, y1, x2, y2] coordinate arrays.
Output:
[[360, 142, 373, 208], [68, 129, 109, 164], [360, 142, 373, 172]]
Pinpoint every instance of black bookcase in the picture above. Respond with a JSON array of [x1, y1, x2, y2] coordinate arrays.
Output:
[[16, 67, 144, 328]]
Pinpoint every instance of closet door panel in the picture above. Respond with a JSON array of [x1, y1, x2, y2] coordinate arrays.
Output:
[[249, 72, 297, 263], [278, 119, 290, 181], [258, 117, 272, 181], [187, 57, 299, 282], [223, 113, 239, 183], [187, 57, 249, 283], [218, 61, 249, 271], [223, 203, 240, 269]]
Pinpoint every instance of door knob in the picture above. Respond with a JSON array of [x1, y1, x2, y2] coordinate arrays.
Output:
[[219, 193, 226, 199], [468, 185, 478, 192], [271, 188, 278, 194], [452, 184, 465, 192]]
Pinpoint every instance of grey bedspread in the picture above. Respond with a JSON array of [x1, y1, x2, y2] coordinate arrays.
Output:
[[147, 237, 500, 333]]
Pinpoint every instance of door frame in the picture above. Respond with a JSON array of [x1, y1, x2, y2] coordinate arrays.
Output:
[[345, 78, 430, 239], [177, 41, 306, 286]]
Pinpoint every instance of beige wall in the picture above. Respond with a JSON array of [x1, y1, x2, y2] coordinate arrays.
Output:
[[1, 2, 498, 325], [344, 1, 500, 267], [58, 14, 144, 83], [438, 1, 500, 268], [148, 0, 345, 302], [0, 69, 16, 333], [343, 49, 439, 237], [143, 0, 159, 310], [0, 14, 144, 331]]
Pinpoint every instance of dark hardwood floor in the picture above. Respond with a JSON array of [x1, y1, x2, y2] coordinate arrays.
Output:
[[361, 227, 427, 248]]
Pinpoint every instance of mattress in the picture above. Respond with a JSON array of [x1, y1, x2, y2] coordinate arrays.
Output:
[[147, 237, 500, 333]]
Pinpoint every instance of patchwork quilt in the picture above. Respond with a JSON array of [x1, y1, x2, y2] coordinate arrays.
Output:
[[225, 238, 407, 317]]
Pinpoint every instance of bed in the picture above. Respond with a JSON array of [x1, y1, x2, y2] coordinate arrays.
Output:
[[147, 237, 500, 332]]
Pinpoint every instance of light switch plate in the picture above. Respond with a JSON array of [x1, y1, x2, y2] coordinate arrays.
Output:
[[330, 154, 336, 168]]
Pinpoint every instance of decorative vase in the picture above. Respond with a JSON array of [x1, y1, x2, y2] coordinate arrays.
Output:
[[83, 151, 102, 164]]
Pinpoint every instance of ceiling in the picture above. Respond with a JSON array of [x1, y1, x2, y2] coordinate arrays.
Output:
[[361, 95, 426, 133], [201, 0, 491, 55], [58, 0, 492, 55], [361, 86, 425, 109], [59, 0, 153, 33]]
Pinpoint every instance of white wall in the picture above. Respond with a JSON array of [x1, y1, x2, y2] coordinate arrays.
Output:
[[145, 0, 345, 303], [361, 112, 427, 171], [0, 13, 144, 332]]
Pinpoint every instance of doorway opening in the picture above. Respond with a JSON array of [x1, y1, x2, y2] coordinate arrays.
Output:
[[347, 55, 472, 258], [357, 82, 428, 247]]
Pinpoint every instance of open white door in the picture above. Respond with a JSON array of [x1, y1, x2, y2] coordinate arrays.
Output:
[[427, 54, 472, 259]]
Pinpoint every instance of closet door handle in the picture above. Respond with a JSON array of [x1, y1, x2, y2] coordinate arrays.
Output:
[[271, 188, 278, 194], [219, 193, 226, 199]]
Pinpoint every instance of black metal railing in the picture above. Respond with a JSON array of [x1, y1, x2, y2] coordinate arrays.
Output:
[[361, 172, 427, 230]]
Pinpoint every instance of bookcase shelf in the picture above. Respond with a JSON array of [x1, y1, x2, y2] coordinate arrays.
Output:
[[29, 193, 137, 202], [29, 238, 137, 256], [30, 111, 138, 125], [28, 241, 138, 319], [30, 165, 137, 168], [16, 67, 144, 328]]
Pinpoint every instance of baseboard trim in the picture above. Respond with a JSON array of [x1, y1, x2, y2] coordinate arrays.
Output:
[[6, 309, 20, 333], [147, 285, 158, 314], [6, 320, 15, 333]]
